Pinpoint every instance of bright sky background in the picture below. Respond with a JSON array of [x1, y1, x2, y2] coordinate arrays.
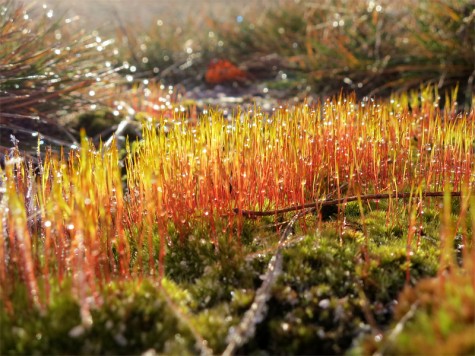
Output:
[[41, 0, 274, 29]]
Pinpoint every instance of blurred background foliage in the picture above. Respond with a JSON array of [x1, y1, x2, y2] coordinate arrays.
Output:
[[115, 0, 475, 99], [2, 0, 474, 118], [1, 0, 474, 155]]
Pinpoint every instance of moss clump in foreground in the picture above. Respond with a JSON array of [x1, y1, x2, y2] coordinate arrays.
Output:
[[234, 203, 442, 355], [1, 281, 197, 355], [2, 200, 466, 355], [355, 261, 475, 355]]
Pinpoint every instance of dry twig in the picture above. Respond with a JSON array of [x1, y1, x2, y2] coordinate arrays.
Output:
[[236, 191, 463, 218]]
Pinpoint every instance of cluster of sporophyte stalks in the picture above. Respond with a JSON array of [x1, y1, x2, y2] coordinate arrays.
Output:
[[0, 89, 473, 323]]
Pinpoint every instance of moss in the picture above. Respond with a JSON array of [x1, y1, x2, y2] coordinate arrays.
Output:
[[233, 202, 445, 355], [2, 200, 470, 355], [187, 248, 264, 311], [86, 281, 194, 354], [344, 201, 363, 217], [192, 304, 237, 352], [235, 233, 360, 354], [363, 242, 439, 308], [358, 263, 475, 355], [165, 231, 217, 283], [162, 200, 452, 355], [165, 219, 271, 310], [1, 287, 82, 355], [230, 288, 255, 312], [1, 281, 196, 355]]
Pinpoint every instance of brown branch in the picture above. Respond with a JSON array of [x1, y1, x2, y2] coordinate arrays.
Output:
[[235, 191, 464, 218]]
